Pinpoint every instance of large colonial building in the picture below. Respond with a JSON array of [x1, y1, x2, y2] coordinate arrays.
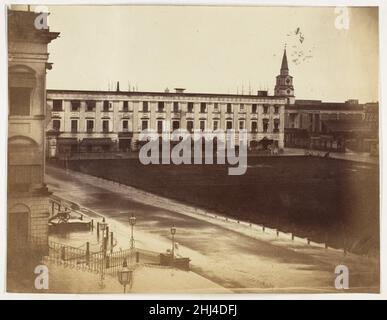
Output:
[[46, 46, 378, 157], [46, 50, 295, 157], [7, 9, 59, 277]]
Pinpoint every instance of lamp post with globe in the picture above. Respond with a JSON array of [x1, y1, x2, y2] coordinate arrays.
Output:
[[129, 214, 136, 250], [118, 258, 132, 293]]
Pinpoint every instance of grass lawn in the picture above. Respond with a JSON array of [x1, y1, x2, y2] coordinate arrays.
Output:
[[51, 155, 379, 256]]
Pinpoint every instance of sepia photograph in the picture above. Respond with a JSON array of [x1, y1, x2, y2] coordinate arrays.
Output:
[[2, 1, 383, 297]]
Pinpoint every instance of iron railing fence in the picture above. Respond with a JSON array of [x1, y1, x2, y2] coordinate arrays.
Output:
[[44, 241, 161, 276]]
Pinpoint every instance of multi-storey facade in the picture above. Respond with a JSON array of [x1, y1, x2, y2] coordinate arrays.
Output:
[[46, 51, 293, 157], [7, 9, 59, 271], [47, 90, 287, 156]]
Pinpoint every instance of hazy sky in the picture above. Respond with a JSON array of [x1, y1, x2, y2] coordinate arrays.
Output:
[[41, 5, 378, 103]]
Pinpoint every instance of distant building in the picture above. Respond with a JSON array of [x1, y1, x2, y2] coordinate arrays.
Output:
[[284, 99, 378, 153], [46, 51, 292, 158], [363, 102, 379, 156], [7, 9, 59, 274]]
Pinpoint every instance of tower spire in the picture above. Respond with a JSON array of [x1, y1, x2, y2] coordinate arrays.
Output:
[[281, 47, 289, 73], [274, 46, 294, 103]]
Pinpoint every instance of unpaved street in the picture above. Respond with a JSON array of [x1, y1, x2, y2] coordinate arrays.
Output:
[[46, 165, 379, 293]]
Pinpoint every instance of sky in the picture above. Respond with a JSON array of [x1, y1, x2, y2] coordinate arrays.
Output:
[[35, 5, 379, 103]]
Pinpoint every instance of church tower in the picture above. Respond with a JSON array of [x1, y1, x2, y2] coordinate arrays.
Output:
[[274, 48, 295, 104]]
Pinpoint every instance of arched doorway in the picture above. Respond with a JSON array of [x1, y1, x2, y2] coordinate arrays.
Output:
[[8, 65, 36, 117], [8, 136, 42, 192]]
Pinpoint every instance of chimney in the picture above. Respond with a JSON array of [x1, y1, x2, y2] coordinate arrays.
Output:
[[257, 90, 268, 97], [175, 88, 186, 94], [345, 99, 359, 105], [116, 81, 120, 92]]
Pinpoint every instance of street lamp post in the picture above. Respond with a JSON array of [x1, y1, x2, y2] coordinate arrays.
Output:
[[99, 218, 108, 289], [170, 225, 176, 261], [118, 258, 131, 293], [129, 214, 136, 250]]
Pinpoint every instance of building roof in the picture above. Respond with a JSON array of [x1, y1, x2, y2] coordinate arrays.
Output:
[[288, 100, 365, 111], [46, 89, 284, 101]]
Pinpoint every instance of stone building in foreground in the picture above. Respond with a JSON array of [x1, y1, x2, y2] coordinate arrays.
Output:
[[7, 9, 59, 279]]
